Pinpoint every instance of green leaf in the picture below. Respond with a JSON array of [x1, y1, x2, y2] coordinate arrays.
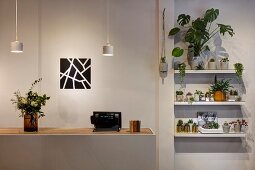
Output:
[[177, 14, 191, 26], [218, 24, 235, 36], [185, 28, 196, 43], [204, 8, 219, 23], [192, 18, 207, 31], [204, 45, 210, 51], [172, 47, 184, 57], [169, 27, 180, 36]]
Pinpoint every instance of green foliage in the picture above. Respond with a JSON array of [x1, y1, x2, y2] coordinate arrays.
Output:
[[210, 58, 215, 62], [172, 47, 184, 57], [176, 91, 184, 95], [204, 8, 219, 23], [230, 90, 238, 96], [194, 90, 203, 95], [177, 120, 183, 126], [11, 79, 50, 118], [196, 62, 205, 70], [234, 63, 244, 79], [210, 79, 233, 93], [188, 119, 193, 124], [218, 24, 235, 36], [169, 8, 234, 57], [178, 63, 186, 83], [202, 122, 219, 129], [220, 57, 229, 62], [169, 27, 180, 36], [177, 14, 191, 26]]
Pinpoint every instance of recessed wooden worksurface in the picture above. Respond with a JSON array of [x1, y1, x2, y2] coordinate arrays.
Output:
[[0, 128, 154, 136]]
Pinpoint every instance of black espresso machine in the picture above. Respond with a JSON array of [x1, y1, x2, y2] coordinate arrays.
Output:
[[90, 111, 121, 132]]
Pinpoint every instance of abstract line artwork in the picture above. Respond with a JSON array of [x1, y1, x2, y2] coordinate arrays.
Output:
[[60, 58, 91, 89]]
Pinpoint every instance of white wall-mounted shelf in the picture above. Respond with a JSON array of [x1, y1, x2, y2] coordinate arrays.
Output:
[[174, 70, 236, 74], [174, 133, 246, 138], [174, 101, 245, 106]]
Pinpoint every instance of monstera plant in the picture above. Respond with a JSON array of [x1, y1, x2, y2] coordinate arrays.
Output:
[[169, 8, 234, 59]]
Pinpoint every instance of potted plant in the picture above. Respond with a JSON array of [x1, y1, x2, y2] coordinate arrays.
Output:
[[220, 57, 229, 70], [222, 121, 230, 133], [178, 63, 186, 84], [176, 90, 184, 102], [241, 120, 248, 133], [208, 58, 216, 70], [186, 92, 193, 102], [176, 120, 184, 133], [192, 123, 198, 133], [205, 92, 210, 101], [229, 90, 238, 101], [188, 119, 193, 132], [234, 63, 244, 80], [234, 120, 241, 133], [194, 90, 203, 101], [184, 123, 190, 133], [11, 79, 50, 132], [169, 8, 234, 69], [210, 79, 232, 101]]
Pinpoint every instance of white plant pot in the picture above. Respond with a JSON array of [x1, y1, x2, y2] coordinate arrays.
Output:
[[208, 62, 216, 70], [176, 95, 184, 102], [194, 94, 200, 101], [234, 124, 241, 133], [228, 95, 236, 101], [222, 125, 230, 133], [221, 62, 229, 70]]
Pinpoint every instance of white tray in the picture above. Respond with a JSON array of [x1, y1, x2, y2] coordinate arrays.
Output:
[[198, 127, 223, 134]]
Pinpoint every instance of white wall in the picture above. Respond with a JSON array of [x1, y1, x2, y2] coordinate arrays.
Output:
[[174, 0, 255, 170], [0, 0, 158, 130], [0, 0, 255, 170]]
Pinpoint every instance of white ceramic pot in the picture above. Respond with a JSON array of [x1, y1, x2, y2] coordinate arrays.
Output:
[[228, 95, 236, 101], [221, 62, 229, 70], [176, 95, 184, 102], [194, 94, 200, 101], [234, 124, 241, 133], [208, 61, 216, 70], [222, 125, 230, 133]]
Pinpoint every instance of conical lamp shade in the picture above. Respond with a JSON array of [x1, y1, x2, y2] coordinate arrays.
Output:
[[103, 43, 113, 56], [11, 41, 23, 53]]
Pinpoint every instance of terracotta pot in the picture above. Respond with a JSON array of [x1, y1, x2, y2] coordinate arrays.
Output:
[[24, 114, 38, 132], [214, 91, 226, 101]]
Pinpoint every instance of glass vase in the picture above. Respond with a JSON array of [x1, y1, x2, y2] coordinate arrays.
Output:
[[24, 114, 38, 132]]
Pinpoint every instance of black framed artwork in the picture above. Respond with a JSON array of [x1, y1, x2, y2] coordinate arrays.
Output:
[[60, 58, 91, 89]]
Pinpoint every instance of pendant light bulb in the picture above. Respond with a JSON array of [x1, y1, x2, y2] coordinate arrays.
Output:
[[103, 43, 114, 56], [11, 0, 23, 53]]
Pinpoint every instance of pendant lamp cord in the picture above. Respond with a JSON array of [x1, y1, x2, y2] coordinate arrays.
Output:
[[106, 0, 109, 44], [161, 8, 166, 60], [15, 0, 18, 41]]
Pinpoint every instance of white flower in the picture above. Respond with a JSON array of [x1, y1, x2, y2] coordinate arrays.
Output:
[[31, 101, 38, 107], [20, 97, 27, 104]]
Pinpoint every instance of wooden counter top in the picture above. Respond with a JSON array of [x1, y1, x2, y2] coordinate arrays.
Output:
[[0, 128, 154, 136]]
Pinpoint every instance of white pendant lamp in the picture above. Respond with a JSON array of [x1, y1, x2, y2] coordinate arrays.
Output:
[[11, 0, 23, 53], [102, 0, 113, 56]]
